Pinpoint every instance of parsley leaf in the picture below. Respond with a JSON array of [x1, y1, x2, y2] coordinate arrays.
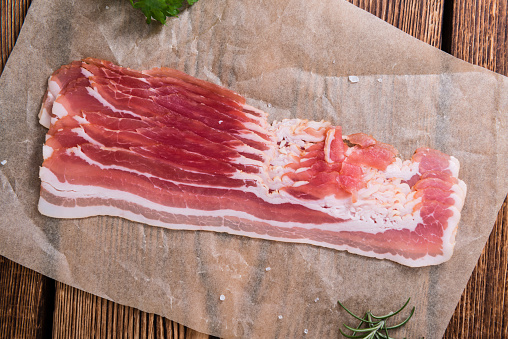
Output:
[[129, 0, 199, 24]]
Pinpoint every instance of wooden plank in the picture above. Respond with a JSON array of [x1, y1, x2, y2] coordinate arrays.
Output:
[[0, 256, 53, 339], [0, 0, 32, 71], [443, 1, 508, 336], [51, 282, 217, 338], [449, 0, 508, 75], [349, 0, 444, 48]]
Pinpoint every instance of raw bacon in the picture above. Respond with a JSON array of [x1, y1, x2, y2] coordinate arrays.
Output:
[[38, 58, 467, 267]]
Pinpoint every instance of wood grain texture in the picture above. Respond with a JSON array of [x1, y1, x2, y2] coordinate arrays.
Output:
[[52, 282, 213, 339], [349, 0, 444, 48], [450, 0, 508, 76], [0, 256, 53, 339], [0, 0, 31, 72], [443, 1, 508, 337]]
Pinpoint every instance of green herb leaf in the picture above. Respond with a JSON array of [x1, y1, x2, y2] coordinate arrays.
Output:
[[337, 298, 416, 339], [370, 298, 412, 320], [129, 0, 200, 24]]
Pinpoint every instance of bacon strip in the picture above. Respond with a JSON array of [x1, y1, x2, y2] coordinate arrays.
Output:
[[38, 59, 467, 267]]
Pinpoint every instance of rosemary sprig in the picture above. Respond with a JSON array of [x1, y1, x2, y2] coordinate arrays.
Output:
[[337, 298, 416, 339]]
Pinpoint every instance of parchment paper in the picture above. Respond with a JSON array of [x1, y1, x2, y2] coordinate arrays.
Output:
[[1, 0, 507, 337]]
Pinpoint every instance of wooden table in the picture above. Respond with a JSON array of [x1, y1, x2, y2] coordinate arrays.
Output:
[[1, 1, 507, 337]]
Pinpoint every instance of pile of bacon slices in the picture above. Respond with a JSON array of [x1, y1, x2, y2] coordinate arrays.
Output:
[[38, 58, 467, 267]]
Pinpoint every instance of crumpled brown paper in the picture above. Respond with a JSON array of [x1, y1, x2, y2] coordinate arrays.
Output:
[[1, 0, 507, 337]]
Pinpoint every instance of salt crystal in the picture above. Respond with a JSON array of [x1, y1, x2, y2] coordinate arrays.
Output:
[[377, 78, 383, 83], [265, 267, 271, 271], [278, 315, 283, 319], [105, 5, 109, 9], [0, 160, 6, 165], [219, 294, 225, 301], [304, 329, 308, 334], [267, 103, 272, 108], [218, 120, 223, 124], [314, 297, 319, 302], [348, 76, 359, 83]]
